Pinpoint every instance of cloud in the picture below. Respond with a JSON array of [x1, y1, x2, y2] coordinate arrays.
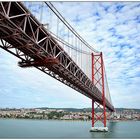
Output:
[[0, 2, 140, 109], [52, 1, 140, 108], [0, 48, 91, 108]]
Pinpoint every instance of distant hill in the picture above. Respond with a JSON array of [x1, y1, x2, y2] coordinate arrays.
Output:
[[1, 107, 140, 113], [36, 107, 140, 113], [115, 108, 140, 113], [36, 107, 86, 112]]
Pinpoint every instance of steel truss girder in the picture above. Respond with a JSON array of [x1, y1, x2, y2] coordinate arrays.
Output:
[[0, 40, 91, 99], [0, 2, 114, 111]]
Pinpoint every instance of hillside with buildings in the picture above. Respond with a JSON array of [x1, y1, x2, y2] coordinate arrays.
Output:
[[0, 107, 140, 121]]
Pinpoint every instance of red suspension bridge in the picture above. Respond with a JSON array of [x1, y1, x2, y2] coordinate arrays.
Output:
[[0, 2, 114, 131]]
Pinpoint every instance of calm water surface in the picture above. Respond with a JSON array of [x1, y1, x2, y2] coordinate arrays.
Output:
[[0, 118, 140, 138]]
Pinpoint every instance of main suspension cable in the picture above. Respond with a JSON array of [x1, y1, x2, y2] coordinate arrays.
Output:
[[45, 2, 99, 54]]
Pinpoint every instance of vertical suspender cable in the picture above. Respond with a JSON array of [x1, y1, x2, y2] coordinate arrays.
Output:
[[40, 2, 43, 23], [56, 17, 58, 37]]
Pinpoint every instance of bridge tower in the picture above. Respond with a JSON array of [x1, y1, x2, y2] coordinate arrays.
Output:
[[90, 52, 108, 132]]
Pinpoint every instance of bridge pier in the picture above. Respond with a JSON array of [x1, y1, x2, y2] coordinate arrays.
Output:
[[90, 127, 108, 132]]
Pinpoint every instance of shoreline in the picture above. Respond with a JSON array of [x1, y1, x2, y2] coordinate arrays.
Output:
[[0, 117, 140, 122]]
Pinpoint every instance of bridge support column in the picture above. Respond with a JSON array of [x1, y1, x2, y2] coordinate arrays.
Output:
[[90, 52, 108, 132], [92, 99, 94, 127]]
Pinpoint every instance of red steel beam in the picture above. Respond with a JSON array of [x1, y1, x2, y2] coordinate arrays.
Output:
[[101, 52, 106, 127]]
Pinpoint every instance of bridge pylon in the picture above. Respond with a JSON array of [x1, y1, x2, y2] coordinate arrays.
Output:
[[90, 52, 108, 132]]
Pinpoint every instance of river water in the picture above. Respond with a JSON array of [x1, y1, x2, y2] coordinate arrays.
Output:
[[0, 119, 140, 138]]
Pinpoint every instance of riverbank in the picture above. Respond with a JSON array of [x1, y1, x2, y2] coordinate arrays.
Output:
[[1, 107, 140, 121], [0, 117, 140, 122]]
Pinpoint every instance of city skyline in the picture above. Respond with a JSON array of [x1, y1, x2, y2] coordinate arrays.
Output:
[[0, 2, 140, 109]]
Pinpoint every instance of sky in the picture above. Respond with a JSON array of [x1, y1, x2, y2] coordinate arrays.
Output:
[[0, 2, 140, 109]]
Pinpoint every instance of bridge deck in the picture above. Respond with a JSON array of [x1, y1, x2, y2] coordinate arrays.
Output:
[[0, 2, 114, 111]]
